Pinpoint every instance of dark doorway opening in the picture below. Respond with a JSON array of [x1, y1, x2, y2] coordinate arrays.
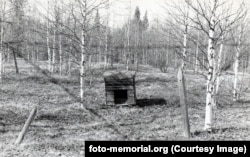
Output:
[[114, 90, 128, 104]]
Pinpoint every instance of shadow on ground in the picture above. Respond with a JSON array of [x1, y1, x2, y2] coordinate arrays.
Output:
[[136, 98, 167, 107], [192, 126, 250, 137]]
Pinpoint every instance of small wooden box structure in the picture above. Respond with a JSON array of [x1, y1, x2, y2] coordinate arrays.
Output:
[[104, 71, 136, 105]]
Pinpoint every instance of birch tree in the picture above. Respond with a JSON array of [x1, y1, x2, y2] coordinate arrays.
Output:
[[215, 35, 224, 101], [104, 0, 109, 69], [0, 1, 6, 81], [80, 0, 87, 107], [73, 0, 108, 106], [182, 0, 190, 70], [194, 30, 199, 72], [126, 1, 131, 70], [231, 15, 248, 102], [47, 0, 51, 72], [163, 0, 190, 71], [51, 0, 60, 73], [9, 0, 27, 74], [204, 0, 216, 131], [58, 1, 64, 76], [186, 0, 246, 131], [141, 11, 149, 65]]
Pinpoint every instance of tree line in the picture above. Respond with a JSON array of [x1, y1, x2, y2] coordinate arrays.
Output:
[[0, 0, 249, 132]]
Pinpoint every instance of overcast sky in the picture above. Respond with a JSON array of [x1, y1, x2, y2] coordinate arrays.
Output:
[[29, 0, 248, 28], [29, 0, 165, 27]]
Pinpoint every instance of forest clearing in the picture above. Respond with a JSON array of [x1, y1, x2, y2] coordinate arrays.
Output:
[[1, 0, 250, 156], [0, 60, 250, 156]]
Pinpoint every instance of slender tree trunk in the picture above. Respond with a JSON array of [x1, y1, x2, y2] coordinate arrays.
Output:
[[98, 39, 101, 63], [233, 47, 240, 101], [59, 33, 62, 76], [174, 51, 177, 68], [195, 31, 200, 72], [202, 53, 205, 71], [35, 20, 39, 65], [182, 2, 189, 71], [0, 1, 6, 77], [68, 39, 73, 76], [126, 19, 130, 71], [136, 21, 139, 71], [233, 26, 243, 102], [7, 44, 10, 63], [126, 0, 131, 70], [0, 1, 7, 80], [13, 50, 19, 74], [52, 27, 56, 73], [248, 46, 250, 73], [154, 49, 157, 67], [89, 54, 92, 68], [36, 46, 39, 63], [166, 30, 170, 66], [0, 15, 3, 81], [27, 48, 30, 62], [204, 7, 216, 131], [67, 53, 71, 76], [215, 36, 224, 102], [33, 23, 37, 65], [182, 31, 187, 70], [80, 0, 87, 107], [47, 1, 51, 72], [110, 47, 113, 68], [0, 47, 2, 81], [233, 51, 240, 101], [104, 0, 109, 70], [104, 37, 108, 70]]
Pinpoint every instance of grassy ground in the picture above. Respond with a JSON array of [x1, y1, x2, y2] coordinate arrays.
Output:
[[0, 60, 250, 156]]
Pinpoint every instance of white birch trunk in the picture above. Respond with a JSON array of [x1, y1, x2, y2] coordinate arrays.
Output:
[[215, 36, 224, 100], [233, 26, 243, 102], [174, 51, 177, 68], [195, 31, 199, 72], [233, 51, 240, 101], [1, 2, 6, 76], [248, 47, 250, 73], [47, 0, 51, 72], [126, 0, 131, 71], [68, 39, 73, 76], [0, 9, 3, 81], [80, 0, 87, 107], [233, 47, 240, 101], [104, 0, 109, 70], [126, 19, 130, 71], [182, 31, 187, 70], [166, 30, 170, 66], [204, 7, 216, 131], [98, 38, 101, 63], [182, 2, 189, 70], [52, 27, 56, 73], [59, 33, 62, 76]]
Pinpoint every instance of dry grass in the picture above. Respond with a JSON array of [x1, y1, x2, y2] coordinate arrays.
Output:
[[0, 60, 250, 156]]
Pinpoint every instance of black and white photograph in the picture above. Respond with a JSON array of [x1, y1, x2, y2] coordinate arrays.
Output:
[[0, 0, 250, 156]]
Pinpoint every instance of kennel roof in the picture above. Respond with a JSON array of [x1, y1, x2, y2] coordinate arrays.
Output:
[[103, 71, 136, 87]]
